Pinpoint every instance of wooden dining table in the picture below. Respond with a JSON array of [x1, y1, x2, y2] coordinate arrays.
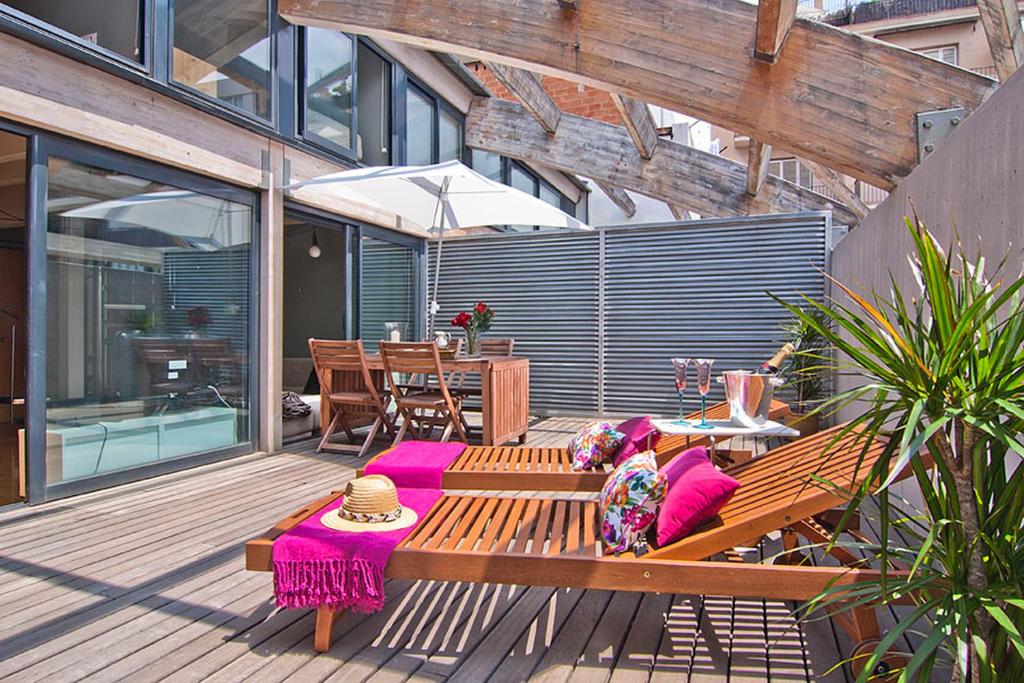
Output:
[[320, 354, 530, 447]]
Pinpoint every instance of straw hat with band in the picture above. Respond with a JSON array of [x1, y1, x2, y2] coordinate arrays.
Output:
[[320, 475, 419, 533]]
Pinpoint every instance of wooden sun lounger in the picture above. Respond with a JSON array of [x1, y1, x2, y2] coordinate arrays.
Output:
[[248, 424, 905, 673], [356, 399, 791, 491]]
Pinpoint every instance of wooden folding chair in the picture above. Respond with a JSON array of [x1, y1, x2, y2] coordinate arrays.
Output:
[[308, 339, 395, 457], [380, 341, 469, 444]]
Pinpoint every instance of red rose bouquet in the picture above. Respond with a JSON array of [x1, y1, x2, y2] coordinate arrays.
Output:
[[450, 302, 495, 355]]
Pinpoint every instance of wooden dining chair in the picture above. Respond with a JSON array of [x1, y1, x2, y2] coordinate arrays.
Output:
[[380, 341, 469, 444], [308, 339, 395, 457], [478, 338, 515, 356]]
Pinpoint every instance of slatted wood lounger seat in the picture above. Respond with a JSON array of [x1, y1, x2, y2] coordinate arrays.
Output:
[[248, 424, 903, 669], [356, 399, 790, 492]]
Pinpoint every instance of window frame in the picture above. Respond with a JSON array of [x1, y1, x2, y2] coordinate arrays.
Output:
[[167, 0, 277, 126], [27, 132, 262, 503], [0, 0, 152, 72], [917, 44, 958, 66], [298, 26, 359, 160]]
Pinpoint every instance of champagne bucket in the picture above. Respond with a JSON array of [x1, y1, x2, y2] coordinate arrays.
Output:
[[718, 371, 784, 427]]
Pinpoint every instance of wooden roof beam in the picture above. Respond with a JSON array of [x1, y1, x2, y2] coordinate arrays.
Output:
[[800, 159, 869, 221], [976, 0, 1024, 82], [466, 96, 860, 225], [667, 204, 688, 221], [595, 181, 637, 218], [746, 140, 773, 196], [754, 0, 798, 63], [485, 62, 561, 134], [609, 94, 659, 160], [278, 0, 995, 190]]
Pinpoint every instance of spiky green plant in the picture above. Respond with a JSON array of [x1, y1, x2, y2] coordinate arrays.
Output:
[[772, 216, 1024, 682], [780, 306, 833, 412]]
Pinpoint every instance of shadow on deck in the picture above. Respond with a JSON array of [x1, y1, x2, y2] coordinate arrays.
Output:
[[0, 416, 860, 682]]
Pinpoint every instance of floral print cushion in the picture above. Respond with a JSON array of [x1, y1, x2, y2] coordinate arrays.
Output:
[[568, 422, 626, 471], [599, 451, 667, 555]]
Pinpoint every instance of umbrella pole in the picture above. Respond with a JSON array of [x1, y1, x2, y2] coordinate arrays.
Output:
[[428, 177, 451, 337]]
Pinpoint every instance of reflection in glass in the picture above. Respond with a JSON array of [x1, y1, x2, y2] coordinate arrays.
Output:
[[45, 158, 253, 484], [172, 0, 271, 119], [406, 86, 435, 166], [471, 149, 502, 181], [361, 236, 415, 352], [305, 28, 355, 150], [5, 0, 143, 62], [509, 163, 539, 232], [439, 108, 463, 162], [539, 183, 561, 209]]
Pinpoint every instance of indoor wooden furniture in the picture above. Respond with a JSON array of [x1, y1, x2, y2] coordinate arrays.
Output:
[[321, 352, 530, 446], [309, 339, 395, 457], [247, 424, 905, 675], [380, 341, 469, 444], [357, 399, 789, 491]]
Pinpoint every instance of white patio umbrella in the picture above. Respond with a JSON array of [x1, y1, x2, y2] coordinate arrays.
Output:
[[284, 159, 589, 334]]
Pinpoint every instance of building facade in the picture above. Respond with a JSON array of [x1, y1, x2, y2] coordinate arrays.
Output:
[[0, 1, 586, 504]]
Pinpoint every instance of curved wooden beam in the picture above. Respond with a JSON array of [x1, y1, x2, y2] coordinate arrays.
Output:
[[279, 0, 995, 190], [466, 97, 860, 225]]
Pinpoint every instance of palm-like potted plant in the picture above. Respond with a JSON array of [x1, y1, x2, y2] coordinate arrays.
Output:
[[779, 306, 832, 436], [774, 216, 1024, 681]]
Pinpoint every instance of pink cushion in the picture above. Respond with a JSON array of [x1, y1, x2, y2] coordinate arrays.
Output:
[[612, 416, 661, 467], [659, 446, 710, 488], [655, 449, 741, 547]]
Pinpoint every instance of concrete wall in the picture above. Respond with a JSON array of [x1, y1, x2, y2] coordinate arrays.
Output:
[[831, 66, 1024, 411]]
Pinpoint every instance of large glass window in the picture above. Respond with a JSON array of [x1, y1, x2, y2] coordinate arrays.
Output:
[[304, 28, 355, 152], [439, 107, 463, 162], [357, 43, 391, 166], [44, 157, 254, 485], [360, 235, 415, 352], [471, 149, 502, 181], [406, 85, 435, 166], [3, 0, 143, 63], [172, 0, 272, 120]]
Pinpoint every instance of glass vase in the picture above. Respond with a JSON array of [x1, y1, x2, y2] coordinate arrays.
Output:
[[466, 329, 480, 356]]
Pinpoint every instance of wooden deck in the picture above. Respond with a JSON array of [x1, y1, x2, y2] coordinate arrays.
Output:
[[0, 416, 867, 682]]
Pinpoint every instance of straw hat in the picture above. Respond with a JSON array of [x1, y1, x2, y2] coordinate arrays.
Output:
[[320, 475, 419, 532]]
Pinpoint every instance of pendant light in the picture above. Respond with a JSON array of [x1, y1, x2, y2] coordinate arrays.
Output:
[[308, 230, 322, 259]]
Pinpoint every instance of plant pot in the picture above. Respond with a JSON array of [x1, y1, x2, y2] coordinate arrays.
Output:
[[785, 411, 820, 439]]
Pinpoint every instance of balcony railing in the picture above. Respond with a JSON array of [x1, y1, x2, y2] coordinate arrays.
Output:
[[970, 65, 1000, 81]]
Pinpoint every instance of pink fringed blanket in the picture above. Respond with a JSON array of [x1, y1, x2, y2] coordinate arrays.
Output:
[[272, 487, 442, 613], [364, 441, 467, 488]]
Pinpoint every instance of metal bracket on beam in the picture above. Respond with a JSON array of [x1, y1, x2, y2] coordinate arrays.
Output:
[[916, 107, 965, 163]]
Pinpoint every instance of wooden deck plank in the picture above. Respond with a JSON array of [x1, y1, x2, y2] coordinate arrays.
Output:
[[0, 416, 855, 682]]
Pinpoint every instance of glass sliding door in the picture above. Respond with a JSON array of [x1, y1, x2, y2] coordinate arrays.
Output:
[[360, 233, 417, 351], [43, 152, 256, 487], [356, 42, 391, 167]]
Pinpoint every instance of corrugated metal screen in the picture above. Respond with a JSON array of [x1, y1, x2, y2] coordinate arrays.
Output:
[[430, 213, 829, 416]]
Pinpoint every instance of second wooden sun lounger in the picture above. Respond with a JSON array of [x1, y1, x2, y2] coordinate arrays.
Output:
[[357, 399, 790, 491], [249, 424, 906, 676]]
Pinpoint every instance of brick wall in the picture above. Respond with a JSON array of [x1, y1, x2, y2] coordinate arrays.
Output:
[[469, 62, 621, 125]]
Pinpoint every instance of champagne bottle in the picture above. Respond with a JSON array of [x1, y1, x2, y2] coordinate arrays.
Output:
[[758, 343, 795, 374]]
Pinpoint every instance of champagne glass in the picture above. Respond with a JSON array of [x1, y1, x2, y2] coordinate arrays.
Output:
[[693, 358, 715, 429], [670, 357, 691, 425]]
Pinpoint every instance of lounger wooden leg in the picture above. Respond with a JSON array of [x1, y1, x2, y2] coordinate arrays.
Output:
[[314, 606, 341, 652]]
